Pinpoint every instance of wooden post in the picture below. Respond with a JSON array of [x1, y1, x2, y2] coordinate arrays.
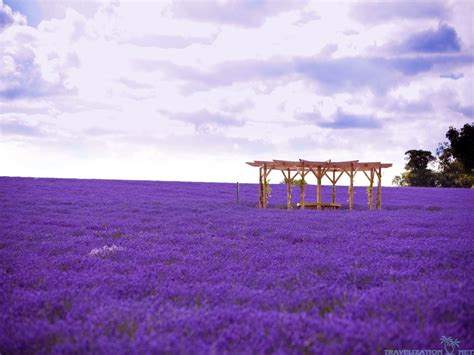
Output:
[[258, 167, 263, 208], [332, 170, 336, 204], [349, 164, 354, 210], [286, 168, 291, 210], [367, 168, 374, 209], [263, 165, 268, 208], [316, 166, 322, 210], [236, 182, 240, 204], [300, 171, 306, 209], [377, 166, 382, 209]]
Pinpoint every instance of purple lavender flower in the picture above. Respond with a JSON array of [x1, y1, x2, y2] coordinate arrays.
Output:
[[0, 177, 473, 353]]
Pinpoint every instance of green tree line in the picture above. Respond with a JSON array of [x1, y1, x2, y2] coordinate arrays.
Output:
[[393, 123, 474, 188]]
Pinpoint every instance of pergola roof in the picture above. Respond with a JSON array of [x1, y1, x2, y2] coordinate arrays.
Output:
[[246, 159, 392, 171]]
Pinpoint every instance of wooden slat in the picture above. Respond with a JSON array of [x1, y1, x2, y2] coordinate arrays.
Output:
[[274, 166, 301, 171], [251, 162, 298, 170], [358, 161, 380, 165], [327, 160, 358, 167], [273, 159, 301, 165], [246, 162, 261, 167], [272, 160, 302, 172], [299, 159, 331, 167], [297, 202, 341, 209], [356, 162, 381, 170]]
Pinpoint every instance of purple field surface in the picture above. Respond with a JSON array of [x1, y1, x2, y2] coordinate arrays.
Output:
[[1, 177, 473, 353]]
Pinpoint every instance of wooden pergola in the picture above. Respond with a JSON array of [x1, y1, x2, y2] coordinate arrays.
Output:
[[246, 159, 392, 210]]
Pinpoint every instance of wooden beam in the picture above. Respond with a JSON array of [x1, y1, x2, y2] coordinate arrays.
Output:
[[325, 171, 334, 184], [298, 167, 308, 181], [362, 170, 371, 181], [334, 171, 344, 184], [290, 171, 299, 182], [258, 167, 263, 208], [343, 168, 351, 179]]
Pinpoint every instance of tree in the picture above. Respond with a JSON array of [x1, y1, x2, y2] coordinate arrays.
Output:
[[292, 178, 307, 189], [394, 123, 473, 188], [436, 123, 474, 187], [393, 150, 436, 187], [436, 142, 464, 187], [446, 123, 474, 173], [392, 174, 407, 186]]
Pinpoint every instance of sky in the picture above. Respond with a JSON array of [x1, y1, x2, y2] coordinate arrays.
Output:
[[0, 0, 473, 185]]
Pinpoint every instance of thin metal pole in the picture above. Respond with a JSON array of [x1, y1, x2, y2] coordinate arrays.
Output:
[[236, 182, 240, 204]]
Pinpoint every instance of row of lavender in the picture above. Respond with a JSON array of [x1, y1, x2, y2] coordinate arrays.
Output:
[[1, 177, 473, 353]]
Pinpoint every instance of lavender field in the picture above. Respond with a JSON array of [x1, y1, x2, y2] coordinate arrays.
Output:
[[1, 177, 473, 353]]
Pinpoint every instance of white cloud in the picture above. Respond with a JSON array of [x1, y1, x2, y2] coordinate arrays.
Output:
[[1, 0, 473, 186], [0, 0, 26, 29]]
